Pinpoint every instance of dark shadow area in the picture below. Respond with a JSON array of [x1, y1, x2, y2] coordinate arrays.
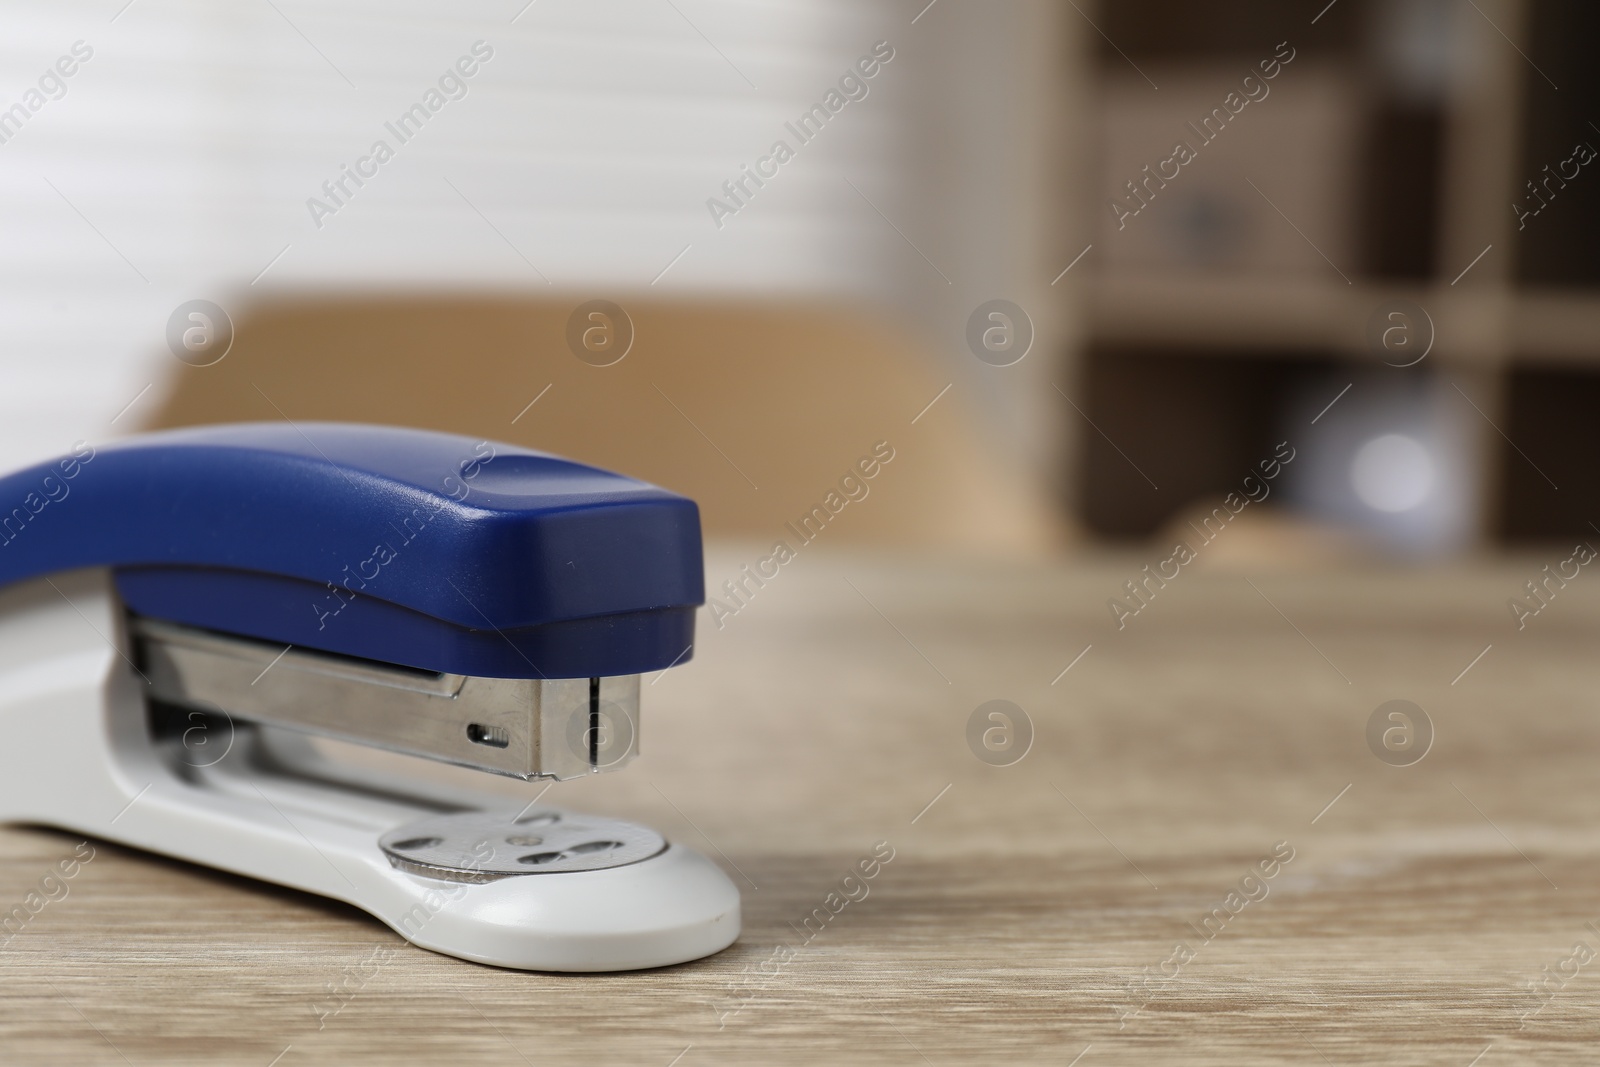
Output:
[[1498, 363, 1600, 542], [1079, 346, 1339, 538]]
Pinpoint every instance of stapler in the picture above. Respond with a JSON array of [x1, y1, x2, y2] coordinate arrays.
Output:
[[0, 423, 739, 971]]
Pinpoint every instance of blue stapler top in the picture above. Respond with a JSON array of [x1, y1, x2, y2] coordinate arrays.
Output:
[[0, 423, 703, 678]]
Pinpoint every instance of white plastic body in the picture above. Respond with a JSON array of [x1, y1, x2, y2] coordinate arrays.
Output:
[[0, 569, 740, 972]]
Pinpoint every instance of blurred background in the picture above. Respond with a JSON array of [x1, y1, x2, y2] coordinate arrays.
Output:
[[0, 0, 1592, 562]]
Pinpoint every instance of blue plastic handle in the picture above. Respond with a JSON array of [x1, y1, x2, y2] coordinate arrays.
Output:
[[0, 423, 703, 678]]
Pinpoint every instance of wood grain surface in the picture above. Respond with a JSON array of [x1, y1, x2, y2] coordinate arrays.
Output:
[[4, 549, 1600, 1065]]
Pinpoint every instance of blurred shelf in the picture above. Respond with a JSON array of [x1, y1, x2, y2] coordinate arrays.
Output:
[[1084, 274, 1600, 368], [1084, 273, 1387, 358], [1512, 290, 1600, 364], [1064, 0, 1600, 548]]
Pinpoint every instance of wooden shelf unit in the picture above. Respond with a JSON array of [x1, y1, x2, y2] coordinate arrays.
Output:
[[1069, 0, 1600, 545]]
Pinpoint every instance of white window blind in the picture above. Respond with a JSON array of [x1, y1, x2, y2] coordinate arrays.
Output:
[[0, 0, 920, 465]]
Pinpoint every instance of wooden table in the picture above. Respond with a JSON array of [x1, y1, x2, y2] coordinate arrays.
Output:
[[4, 550, 1599, 1064]]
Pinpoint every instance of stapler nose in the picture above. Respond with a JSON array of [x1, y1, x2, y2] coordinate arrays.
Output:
[[0, 423, 738, 971]]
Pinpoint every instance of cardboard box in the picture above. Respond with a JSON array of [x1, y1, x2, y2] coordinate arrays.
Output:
[[1096, 61, 1360, 278]]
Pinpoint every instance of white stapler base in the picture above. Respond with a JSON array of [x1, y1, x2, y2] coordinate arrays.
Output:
[[0, 570, 740, 972]]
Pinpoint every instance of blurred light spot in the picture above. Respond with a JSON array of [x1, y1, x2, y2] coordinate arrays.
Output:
[[1350, 433, 1435, 513]]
